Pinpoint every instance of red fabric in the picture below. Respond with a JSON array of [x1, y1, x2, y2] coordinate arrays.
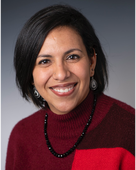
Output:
[[72, 148, 135, 170], [6, 92, 135, 170]]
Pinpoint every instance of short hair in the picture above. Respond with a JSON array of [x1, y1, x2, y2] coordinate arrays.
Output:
[[14, 4, 108, 108]]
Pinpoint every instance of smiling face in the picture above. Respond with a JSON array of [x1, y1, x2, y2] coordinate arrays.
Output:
[[33, 26, 96, 115]]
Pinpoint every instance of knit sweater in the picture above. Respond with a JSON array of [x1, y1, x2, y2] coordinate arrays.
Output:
[[6, 92, 135, 170]]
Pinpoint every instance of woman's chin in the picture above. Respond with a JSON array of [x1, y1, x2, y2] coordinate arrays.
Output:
[[51, 107, 72, 115], [49, 103, 76, 115]]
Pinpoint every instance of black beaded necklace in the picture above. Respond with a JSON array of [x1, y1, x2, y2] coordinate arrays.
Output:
[[44, 95, 97, 158]]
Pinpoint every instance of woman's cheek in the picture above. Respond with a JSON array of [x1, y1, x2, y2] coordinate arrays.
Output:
[[33, 68, 49, 87]]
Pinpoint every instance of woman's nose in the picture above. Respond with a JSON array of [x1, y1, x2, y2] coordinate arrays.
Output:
[[53, 63, 70, 81]]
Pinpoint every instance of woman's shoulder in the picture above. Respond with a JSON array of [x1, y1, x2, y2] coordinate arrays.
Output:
[[99, 93, 135, 115], [6, 109, 47, 168], [9, 109, 46, 141], [79, 93, 135, 157], [15, 109, 45, 128]]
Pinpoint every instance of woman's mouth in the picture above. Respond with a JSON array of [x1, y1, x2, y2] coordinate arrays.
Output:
[[50, 83, 77, 96]]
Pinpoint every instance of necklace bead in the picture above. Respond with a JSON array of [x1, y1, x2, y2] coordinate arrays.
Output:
[[44, 95, 97, 158]]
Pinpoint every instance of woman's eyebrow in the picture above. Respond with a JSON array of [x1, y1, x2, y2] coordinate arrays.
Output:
[[64, 48, 83, 55], [37, 48, 83, 58], [37, 54, 52, 58]]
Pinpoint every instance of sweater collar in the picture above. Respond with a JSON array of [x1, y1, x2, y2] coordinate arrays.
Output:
[[44, 91, 94, 139]]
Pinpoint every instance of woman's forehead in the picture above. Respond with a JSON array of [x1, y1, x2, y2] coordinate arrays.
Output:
[[38, 26, 86, 55]]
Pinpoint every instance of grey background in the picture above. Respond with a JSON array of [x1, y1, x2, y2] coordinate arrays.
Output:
[[2, 0, 135, 169]]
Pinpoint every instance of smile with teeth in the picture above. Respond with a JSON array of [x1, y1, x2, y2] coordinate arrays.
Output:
[[53, 86, 74, 93], [50, 83, 77, 96]]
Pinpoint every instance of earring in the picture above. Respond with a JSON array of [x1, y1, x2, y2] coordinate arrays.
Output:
[[90, 77, 98, 90], [33, 87, 40, 98]]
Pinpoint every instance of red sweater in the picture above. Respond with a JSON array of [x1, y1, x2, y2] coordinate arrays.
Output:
[[6, 92, 135, 170]]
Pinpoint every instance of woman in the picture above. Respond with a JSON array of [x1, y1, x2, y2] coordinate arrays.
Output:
[[6, 4, 134, 170]]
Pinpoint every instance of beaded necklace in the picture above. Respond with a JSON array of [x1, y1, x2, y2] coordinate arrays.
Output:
[[44, 95, 97, 158]]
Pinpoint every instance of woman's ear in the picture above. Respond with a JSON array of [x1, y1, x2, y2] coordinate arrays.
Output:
[[90, 51, 97, 77]]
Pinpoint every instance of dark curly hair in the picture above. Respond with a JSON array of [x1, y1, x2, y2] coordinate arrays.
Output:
[[14, 4, 108, 108]]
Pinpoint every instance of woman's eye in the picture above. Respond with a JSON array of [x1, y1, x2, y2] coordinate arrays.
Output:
[[66, 55, 80, 60], [38, 59, 50, 65]]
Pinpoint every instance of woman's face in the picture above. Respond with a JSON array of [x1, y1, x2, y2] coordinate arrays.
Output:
[[33, 26, 96, 115]]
